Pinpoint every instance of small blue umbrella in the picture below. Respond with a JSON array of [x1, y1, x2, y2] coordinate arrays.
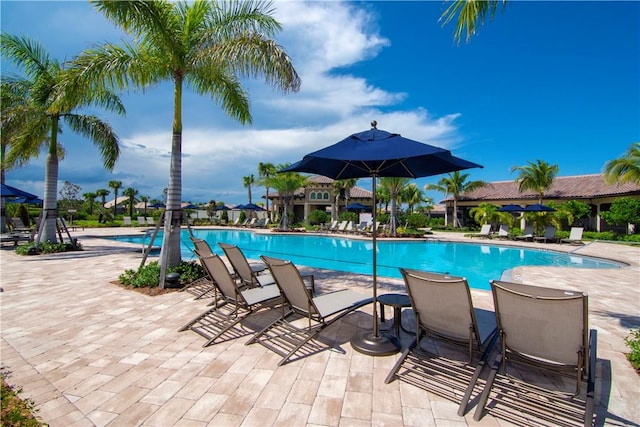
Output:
[[497, 204, 524, 212], [149, 202, 165, 208], [524, 203, 556, 212], [182, 203, 199, 210], [215, 205, 230, 211], [344, 202, 371, 211], [7, 196, 43, 205]]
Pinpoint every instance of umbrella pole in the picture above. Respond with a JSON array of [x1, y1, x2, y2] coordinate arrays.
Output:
[[350, 175, 400, 356]]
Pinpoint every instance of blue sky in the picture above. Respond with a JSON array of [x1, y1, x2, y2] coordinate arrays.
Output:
[[2, 1, 638, 206]]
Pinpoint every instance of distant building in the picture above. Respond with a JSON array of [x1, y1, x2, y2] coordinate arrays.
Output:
[[267, 175, 373, 222], [444, 174, 640, 231]]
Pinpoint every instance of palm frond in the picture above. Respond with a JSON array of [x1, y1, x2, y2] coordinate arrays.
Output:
[[63, 114, 120, 170], [0, 34, 52, 79], [440, 0, 506, 45], [187, 65, 252, 124], [198, 34, 300, 93]]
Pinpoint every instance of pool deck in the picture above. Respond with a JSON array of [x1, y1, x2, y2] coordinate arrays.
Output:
[[1, 227, 638, 426]]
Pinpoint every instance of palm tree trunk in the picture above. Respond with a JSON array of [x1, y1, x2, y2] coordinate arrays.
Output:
[[159, 78, 184, 283], [41, 120, 60, 243], [389, 196, 397, 236]]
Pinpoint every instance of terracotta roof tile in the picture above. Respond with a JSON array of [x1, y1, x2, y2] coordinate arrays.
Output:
[[459, 174, 640, 201]]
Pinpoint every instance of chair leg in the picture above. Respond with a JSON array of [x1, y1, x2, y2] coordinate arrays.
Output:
[[458, 330, 499, 416], [384, 345, 412, 384], [584, 329, 597, 427], [473, 352, 502, 421]]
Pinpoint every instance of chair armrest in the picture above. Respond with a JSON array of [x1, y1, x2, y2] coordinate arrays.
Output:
[[301, 274, 315, 296]]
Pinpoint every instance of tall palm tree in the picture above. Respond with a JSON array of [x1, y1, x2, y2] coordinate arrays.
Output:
[[72, 0, 300, 271], [242, 174, 255, 204], [1, 34, 123, 243], [258, 162, 276, 220], [603, 142, 640, 185], [425, 171, 486, 228], [123, 187, 138, 218], [83, 192, 97, 215], [440, 0, 507, 44], [510, 159, 559, 204], [108, 180, 122, 216], [265, 165, 307, 230], [379, 177, 410, 236]]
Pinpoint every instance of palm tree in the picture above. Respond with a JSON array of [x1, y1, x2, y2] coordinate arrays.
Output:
[[258, 162, 276, 220], [95, 188, 110, 207], [469, 202, 511, 227], [123, 187, 139, 218], [243, 174, 255, 204], [83, 192, 97, 215], [379, 177, 410, 236], [332, 178, 358, 219], [265, 165, 307, 230], [108, 180, 123, 216], [72, 0, 300, 271], [440, 0, 507, 44], [510, 159, 559, 204], [139, 195, 149, 215], [402, 183, 423, 213], [1, 34, 123, 243], [603, 142, 640, 185], [425, 171, 487, 228]]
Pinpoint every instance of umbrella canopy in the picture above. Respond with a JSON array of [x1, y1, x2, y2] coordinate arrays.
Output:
[[181, 203, 199, 210], [497, 204, 524, 212], [215, 205, 230, 211], [149, 202, 165, 208], [7, 196, 43, 205], [242, 203, 265, 211], [344, 202, 371, 212], [523, 203, 556, 212], [282, 122, 482, 356], [1, 183, 39, 200]]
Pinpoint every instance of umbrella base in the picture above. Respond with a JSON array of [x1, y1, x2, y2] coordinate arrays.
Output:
[[350, 331, 401, 356]]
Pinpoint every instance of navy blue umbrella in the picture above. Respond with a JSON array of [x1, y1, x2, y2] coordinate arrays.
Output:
[[1, 183, 39, 200], [282, 122, 483, 356], [149, 202, 165, 208], [497, 204, 524, 212], [344, 202, 371, 211], [7, 196, 43, 205], [242, 203, 265, 211], [524, 203, 556, 212]]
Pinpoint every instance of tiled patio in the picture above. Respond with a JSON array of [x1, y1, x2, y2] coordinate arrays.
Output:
[[1, 227, 638, 426]]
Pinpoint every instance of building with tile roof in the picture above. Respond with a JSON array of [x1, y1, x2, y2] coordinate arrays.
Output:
[[267, 175, 373, 222], [444, 174, 640, 231]]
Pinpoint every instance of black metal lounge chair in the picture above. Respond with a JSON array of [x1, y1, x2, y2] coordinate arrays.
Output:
[[472, 280, 596, 426], [247, 255, 373, 366], [385, 269, 498, 416], [180, 238, 217, 300], [178, 253, 282, 346]]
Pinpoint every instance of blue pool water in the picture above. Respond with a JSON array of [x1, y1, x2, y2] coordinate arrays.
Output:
[[110, 229, 622, 290]]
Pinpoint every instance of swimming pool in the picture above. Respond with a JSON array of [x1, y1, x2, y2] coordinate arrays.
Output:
[[109, 229, 623, 290]]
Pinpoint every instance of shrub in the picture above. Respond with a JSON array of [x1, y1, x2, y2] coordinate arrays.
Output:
[[338, 211, 357, 222], [404, 212, 430, 229], [15, 240, 81, 255], [308, 209, 330, 225], [624, 328, 640, 370], [119, 260, 206, 288], [1, 367, 45, 426]]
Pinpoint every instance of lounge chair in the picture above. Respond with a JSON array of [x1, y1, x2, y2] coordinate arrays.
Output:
[[146, 217, 155, 226], [562, 227, 584, 245], [355, 221, 369, 234], [385, 269, 497, 415], [181, 238, 218, 300], [9, 217, 32, 233], [496, 224, 509, 239], [534, 225, 557, 243], [514, 224, 534, 241], [472, 280, 596, 426], [178, 253, 282, 346], [325, 220, 338, 232], [335, 220, 348, 233], [123, 216, 132, 227], [218, 243, 274, 288], [135, 216, 144, 226], [470, 224, 492, 238], [248, 255, 373, 365]]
